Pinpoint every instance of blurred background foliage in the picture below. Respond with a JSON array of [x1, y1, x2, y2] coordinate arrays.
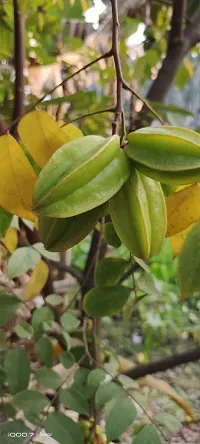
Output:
[[1, 0, 200, 364]]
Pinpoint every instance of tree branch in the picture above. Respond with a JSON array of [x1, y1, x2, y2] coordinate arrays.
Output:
[[168, 0, 187, 49], [50, 260, 83, 284], [147, 4, 200, 102], [12, 0, 25, 137], [123, 346, 200, 379], [132, 4, 200, 129], [110, 0, 124, 136], [82, 228, 107, 296], [123, 82, 164, 125]]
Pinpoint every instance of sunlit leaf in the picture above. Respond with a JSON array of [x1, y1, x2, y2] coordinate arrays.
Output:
[[166, 184, 200, 236], [3, 227, 18, 253], [170, 225, 193, 257], [18, 111, 81, 168], [62, 123, 83, 139], [178, 221, 200, 301], [24, 260, 49, 300], [0, 135, 36, 220]]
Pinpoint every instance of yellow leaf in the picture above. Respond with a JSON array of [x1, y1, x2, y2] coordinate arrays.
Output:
[[61, 123, 83, 140], [184, 58, 193, 77], [4, 227, 18, 253], [118, 355, 136, 373], [18, 111, 77, 168], [0, 135, 36, 221], [24, 259, 49, 301], [166, 184, 200, 237], [171, 225, 193, 257], [141, 375, 194, 419], [80, 0, 89, 12]]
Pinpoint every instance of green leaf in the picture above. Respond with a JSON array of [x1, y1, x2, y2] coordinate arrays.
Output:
[[62, 331, 72, 350], [33, 242, 59, 261], [136, 272, 159, 296], [18, 0, 28, 12], [0, 367, 6, 385], [12, 390, 50, 413], [106, 397, 137, 441], [156, 412, 181, 432], [64, 0, 85, 19], [95, 382, 126, 408], [36, 337, 54, 368], [35, 368, 61, 389], [32, 307, 54, 332], [60, 387, 89, 415], [60, 312, 80, 331], [117, 375, 138, 389], [87, 369, 106, 390], [103, 222, 121, 248], [95, 258, 129, 286], [44, 412, 84, 444], [4, 403, 16, 418], [45, 294, 63, 306], [0, 420, 30, 444], [134, 257, 150, 273], [175, 59, 193, 90], [74, 368, 90, 386], [0, 290, 21, 327], [83, 286, 131, 317], [72, 368, 94, 400], [0, 331, 8, 350], [132, 425, 162, 444], [5, 348, 30, 394], [7, 247, 41, 279], [122, 17, 139, 38], [178, 221, 200, 298], [14, 320, 34, 339], [148, 101, 193, 117], [60, 351, 75, 368], [0, 207, 12, 239], [24, 411, 41, 425]]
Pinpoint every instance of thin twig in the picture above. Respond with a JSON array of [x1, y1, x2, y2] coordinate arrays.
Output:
[[65, 107, 115, 124], [123, 82, 164, 125], [127, 390, 170, 443], [25, 355, 86, 444], [12, 0, 25, 137], [60, 226, 104, 316], [4, 51, 112, 135]]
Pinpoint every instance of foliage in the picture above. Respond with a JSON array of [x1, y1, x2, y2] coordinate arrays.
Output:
[[0, 0, 200, 443]]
